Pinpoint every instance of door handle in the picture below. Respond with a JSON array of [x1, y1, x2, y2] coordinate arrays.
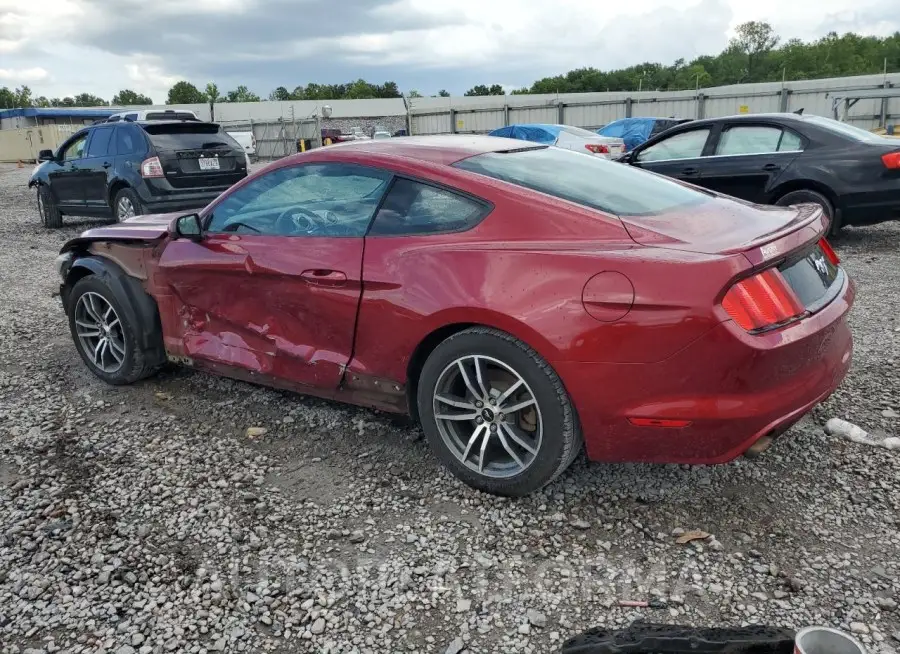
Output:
[[762, 163, 781, 171], [102, 162, 112, 169], [300, 269, 347, 286], [681, 167, 699, 175]]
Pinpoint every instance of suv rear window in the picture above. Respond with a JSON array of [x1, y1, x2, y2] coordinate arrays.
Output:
[[454, 146, 712, 216], [141, 123, 239, 150]]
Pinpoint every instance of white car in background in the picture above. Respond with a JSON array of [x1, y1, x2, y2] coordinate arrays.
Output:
[[106, 109, 200, 122], [488, 123, 626, 158], [227, 130, 256, 159], [372, 126, 392, 140]]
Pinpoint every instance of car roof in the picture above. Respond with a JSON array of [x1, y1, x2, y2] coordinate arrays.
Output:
[[686, 112, 808, 127], [285, 134, 539, 166]]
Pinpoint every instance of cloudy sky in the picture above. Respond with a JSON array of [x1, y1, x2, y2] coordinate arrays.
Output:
[[0, 0, 897, 103]]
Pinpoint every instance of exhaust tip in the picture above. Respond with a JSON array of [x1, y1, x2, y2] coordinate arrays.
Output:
[[745, 434, 774, 458]]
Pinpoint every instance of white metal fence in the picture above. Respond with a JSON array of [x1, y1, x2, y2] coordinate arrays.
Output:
[[408, 73, 900, 135]]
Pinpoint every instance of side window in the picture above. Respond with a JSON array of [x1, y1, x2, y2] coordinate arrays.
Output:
[[61, 133, 88, 161], [205, 163, 391, 237], [636, 128, 711, 162], [125, 113, 138, 121], [369, 178, 488, 236], [716, 126, 785, 156], [85, 127, 114, 158], [115, 126, 141, 156], [778, 130, 804, 152]]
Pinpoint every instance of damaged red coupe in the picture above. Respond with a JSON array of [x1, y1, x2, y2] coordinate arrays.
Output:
[[56, 136, 854, 496]]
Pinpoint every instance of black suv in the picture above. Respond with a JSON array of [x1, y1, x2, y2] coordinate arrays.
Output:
[[29, 120, 248, 228]]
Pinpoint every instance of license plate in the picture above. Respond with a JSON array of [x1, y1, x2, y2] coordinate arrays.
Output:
[[198, 157, 220, 171]]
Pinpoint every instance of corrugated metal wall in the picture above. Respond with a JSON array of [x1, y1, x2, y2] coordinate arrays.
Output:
[[407, 73, 900, 135]]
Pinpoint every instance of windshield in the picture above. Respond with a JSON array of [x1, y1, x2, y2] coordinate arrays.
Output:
[[455, 146, 712, 216], [805, 115, 889, 143]]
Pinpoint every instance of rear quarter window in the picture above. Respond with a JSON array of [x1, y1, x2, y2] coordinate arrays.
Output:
[[454, 146, 711, 216]]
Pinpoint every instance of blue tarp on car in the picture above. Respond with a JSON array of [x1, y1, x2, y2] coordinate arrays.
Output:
[[598, 118, 659, 152], [488, 124, 562, 145]]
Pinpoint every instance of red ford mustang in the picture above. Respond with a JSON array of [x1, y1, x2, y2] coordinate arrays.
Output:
[[56, 136, 854, 496]]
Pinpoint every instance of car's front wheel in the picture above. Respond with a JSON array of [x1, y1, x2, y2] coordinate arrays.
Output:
[[67, 275, 161, 385], [37, 185, 62, 229], [417, 327, 582, 496], [113, 188, 143, 222]]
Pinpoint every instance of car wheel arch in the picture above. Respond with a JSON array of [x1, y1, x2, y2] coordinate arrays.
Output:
[[769, 179, 838, 210], [108, 180, 131, 210], [63, 254, 165, 360], [404, 313, 562, 423]]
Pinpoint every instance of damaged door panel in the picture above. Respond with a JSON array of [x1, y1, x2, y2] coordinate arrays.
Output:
[[156, 234, 364, 390]]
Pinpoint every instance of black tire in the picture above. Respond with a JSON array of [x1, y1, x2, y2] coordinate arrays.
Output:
[[775, 189, 840, 236], [417, 327, 582, 496], [38, 185, 63, 229], [113, 187, 144, 222], [67, 275, 162, 385]]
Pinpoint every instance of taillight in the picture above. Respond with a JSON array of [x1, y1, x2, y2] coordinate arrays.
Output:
[[882, 151, 900, 169], [585, 143, 610, 154], [818, 238, 840, 265], [141, 156, 164, 178], [722, 268, 805, 332]]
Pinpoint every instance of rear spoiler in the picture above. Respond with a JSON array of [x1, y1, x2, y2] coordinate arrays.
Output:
[[737, 204, 828, 268]]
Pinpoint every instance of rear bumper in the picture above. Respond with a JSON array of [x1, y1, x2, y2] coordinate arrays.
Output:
[[557, 275, 855, 464], [136, 182, 229, 214], [840, 190, 900, 226]]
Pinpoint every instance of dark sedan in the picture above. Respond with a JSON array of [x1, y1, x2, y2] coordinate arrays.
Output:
[[618, 112, 900, 234]]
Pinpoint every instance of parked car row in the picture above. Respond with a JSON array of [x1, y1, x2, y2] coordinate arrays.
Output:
[[46, 127, 864, 496], [484, 113, 900, 235]]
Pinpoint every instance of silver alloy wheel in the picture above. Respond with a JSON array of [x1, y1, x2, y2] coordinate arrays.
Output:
[[116, 196, 135, 220], [74, 292, 126, 373], [433, 355, 543, 478]]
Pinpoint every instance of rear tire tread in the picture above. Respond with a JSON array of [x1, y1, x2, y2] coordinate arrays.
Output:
[[38, 186, 63, 229]]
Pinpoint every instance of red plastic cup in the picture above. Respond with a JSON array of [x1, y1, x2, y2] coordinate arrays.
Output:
[[795, 627, 866, 654]]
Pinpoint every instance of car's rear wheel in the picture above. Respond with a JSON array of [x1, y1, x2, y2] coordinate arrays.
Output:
[[67, 275, 161, 385], [38, 185, 62, 229], [417, 327, 581, 496], [775, 189, 840, 236], [113, 188, 143, 221]]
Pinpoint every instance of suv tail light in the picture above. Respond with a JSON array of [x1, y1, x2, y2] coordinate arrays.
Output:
[[881, 151, 900, 169], [585, 143, 610, 154], [141, 156, 164, 178], [722, 268, 805, 332], [818, 238, 840, 265]]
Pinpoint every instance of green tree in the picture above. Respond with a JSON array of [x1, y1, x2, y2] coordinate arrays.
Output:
[[167, 81, 206, 104], [14, 85, 34, 107], [112, 89, 152, 105], [225, 85, 261, 102], [73, 92, 106, 106], [33, 96, 51, 107], [205, 82, 221, 121], [730, 21, 780, 81], [0, 87, 15, 108], [269, 86, 291, 101], [438, 89, 450, 97], [464, 84, 505, 96], [408, 89, 423, 98]]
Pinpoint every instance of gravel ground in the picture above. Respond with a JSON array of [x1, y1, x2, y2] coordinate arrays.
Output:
[[0, 162, 898, 654]]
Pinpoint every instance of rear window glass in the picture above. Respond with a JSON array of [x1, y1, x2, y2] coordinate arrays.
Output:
[[454, 146, 711, 216], [560, 125, 606, 138], [804, 115, 889, 143], [142, 123, 238, 150]]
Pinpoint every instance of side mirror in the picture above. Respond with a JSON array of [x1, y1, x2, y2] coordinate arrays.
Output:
[[173, 213, 203, 241], [38, 149, 54, 162]]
